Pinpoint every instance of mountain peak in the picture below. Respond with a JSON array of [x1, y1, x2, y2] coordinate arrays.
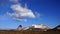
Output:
[[31, 24, 50, 29]]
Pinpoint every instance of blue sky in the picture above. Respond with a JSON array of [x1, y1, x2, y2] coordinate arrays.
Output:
[[0, 0, 60, 29]]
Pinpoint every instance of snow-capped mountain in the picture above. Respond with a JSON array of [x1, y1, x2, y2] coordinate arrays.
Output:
[[31, 24, 51, 29]]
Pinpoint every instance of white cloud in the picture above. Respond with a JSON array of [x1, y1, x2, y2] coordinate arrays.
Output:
[[7, 0, 40, 21], [7, 4, 35, 21]]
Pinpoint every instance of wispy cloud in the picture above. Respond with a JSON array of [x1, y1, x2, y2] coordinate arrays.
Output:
[[9, 0, 19, 3], [35, 12, 40, 18]]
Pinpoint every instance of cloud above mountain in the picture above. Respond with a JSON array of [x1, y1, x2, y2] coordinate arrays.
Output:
[[7, 0, 40, 21], [7, 4, 35, 21]]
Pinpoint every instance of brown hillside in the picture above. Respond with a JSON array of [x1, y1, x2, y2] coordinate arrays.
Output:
[[0, 30, 60, 34]]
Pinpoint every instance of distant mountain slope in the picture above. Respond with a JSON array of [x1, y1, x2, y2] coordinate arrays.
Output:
[[47, 25, 60, 31], [53, 25, 60, 30]]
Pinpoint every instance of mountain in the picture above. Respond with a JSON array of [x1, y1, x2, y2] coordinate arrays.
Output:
[[28, 24, 51, 31], [31, 24, 51, 29]]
